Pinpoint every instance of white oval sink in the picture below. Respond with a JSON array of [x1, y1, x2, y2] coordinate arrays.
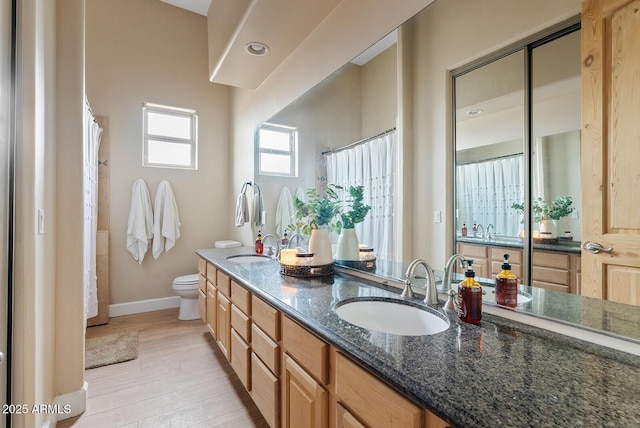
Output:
[[226, 254, 272, 263], [335, 299, 450, 336]]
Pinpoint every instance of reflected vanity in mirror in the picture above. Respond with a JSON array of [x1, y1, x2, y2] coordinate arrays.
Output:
[[246, 3, 640, 345]]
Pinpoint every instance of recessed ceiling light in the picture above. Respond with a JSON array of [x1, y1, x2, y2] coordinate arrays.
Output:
[[246, 42, 269, 56], [466, 109, 483, 115]]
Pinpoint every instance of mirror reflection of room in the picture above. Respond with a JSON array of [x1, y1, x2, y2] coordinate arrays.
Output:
[[454, 27, 582, 292]]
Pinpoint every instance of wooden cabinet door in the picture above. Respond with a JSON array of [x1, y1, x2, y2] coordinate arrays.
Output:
[[582, 0, 640, 304], [206, 281, 217, 338], [216, 291, 231, 361], [282, 353, 328, 428], [251, 352, 279, 428], [336, 403, 366, 428]]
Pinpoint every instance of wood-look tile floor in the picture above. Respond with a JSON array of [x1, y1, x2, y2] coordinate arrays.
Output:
[[57, 308, 268, 428]]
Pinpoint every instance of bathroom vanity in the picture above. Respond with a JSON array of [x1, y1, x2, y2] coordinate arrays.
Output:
[[196, 246, 640, 428]]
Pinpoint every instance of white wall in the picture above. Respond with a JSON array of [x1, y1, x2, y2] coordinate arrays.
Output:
[[86, 0, 231, 305]]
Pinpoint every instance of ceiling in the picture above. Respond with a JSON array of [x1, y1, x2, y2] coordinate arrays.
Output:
[[160, 0, 350, 89]]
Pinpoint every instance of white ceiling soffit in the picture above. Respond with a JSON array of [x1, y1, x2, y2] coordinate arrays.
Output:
[[159, 0, 212, 16], [207, 0, 342, 89]]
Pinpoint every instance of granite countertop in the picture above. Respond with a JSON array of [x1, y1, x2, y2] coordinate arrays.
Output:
[[196, 247, 640, 428], [456, 236, 582, 254]]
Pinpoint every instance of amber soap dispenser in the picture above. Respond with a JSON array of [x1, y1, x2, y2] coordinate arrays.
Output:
[[458, 260, 482, 325], [495, 253, 518, 308]]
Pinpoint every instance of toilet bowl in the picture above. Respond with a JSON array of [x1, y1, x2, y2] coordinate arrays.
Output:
[[172, 273, 200, 320]]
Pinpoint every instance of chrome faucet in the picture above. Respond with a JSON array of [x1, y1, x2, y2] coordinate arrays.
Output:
[[485, 224, 495, 241], [442, 254, 467, 293], [402, 259, 439, 305], [261, 234, 280, 258], [286, 232, 304, 249], [474, 223, 484, 239]]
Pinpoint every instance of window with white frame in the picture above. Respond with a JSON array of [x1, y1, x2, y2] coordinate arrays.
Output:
[[256, 123, 298, 177], [143, 102, 198, 169]]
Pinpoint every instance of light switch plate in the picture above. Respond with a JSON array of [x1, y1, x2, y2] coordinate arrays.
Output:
[[434, 210, 442, 223], [38, 209, 45, 235]]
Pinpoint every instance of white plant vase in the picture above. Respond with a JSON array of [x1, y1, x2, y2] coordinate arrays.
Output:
[[335, 228, 360, 261], [539, 219, 557, 239], [308, 228, 334, 265]]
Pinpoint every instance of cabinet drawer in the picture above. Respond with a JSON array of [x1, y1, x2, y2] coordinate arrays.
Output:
[[251, 323, 279, 375], [458, 243, 487, 258], [336, 353, 422, 428], [231, 304, 251, 342], [282, 316, 329, 384], [490, 247, 522, 263], [251, 352, 279, 428], [533, 251, 570, 269], [206, 262, 216, 284], [533, 266, 570, 285], [252, 295, 280, 341], [216, 270, 231, 298], [231, 329, 251, 391], [231, 280, 251, 315], [198, 257, 207, 275], [532, 280, 569, 293]]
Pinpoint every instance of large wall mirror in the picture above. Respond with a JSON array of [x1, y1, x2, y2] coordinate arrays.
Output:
[[454, 26, 582, 294]]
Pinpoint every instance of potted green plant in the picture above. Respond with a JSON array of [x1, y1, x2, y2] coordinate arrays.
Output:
[[292, 186, 342, 265], [512, 196, 574, 239], [334, 185, 371, 261]]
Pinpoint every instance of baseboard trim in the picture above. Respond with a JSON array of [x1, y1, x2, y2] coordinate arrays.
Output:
[[109, 296, 180, 317], [40, 381, 88, 426]]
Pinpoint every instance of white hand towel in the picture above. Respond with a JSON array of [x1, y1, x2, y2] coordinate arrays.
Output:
[[152, 180, 181, 259], [126, 179, 153, 264], [294, 187, 306, 203], [275, 187, 295, 237]]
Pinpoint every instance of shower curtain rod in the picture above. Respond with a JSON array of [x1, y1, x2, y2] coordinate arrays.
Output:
[[321, 127, 396, 156]]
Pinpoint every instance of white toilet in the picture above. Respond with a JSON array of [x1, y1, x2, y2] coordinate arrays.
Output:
[[172, 273, 200, 320]]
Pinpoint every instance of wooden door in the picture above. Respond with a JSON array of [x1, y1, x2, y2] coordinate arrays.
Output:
[[581, 0, 640, 304], [216, 291, 231, 360]]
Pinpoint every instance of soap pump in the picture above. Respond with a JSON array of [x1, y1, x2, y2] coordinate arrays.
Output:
[[495, 253, 518, 308], [255, 230, 264, 255], [458, 260, 482, 325]]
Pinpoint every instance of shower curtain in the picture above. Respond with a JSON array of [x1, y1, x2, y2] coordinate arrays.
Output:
[[326, 132, 397, 263], [84, 97, 103, 322], [455, 155, 524, 237]]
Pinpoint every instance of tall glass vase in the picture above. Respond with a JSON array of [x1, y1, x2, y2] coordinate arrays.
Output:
[[335, 227, 360, 261], [308, 228, 333, 265]]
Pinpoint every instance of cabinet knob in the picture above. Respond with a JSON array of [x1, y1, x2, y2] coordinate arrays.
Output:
[[583, 241, 613, 254]]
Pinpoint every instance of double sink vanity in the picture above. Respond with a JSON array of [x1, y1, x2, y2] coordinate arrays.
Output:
[[196, 246, 640, 428]]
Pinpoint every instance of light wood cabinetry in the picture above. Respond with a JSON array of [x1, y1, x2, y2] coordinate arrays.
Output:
[[281, 316, 329, 428], [198, 259, 207, 321], [458, 241, 580, 293], [230, 280, 252, 390], [456, 242, 489, 278], [197, 255, 455, 428], [250, 296, 281, 428], [216, 291, 231, 361], [335, 352, 423, 428], [206, 281, 217, 338]]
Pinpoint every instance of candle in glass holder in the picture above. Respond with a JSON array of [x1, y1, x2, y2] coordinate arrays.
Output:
[[280, 249, 299, 265]]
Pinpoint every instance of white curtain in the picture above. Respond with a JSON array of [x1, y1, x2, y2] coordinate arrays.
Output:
[[84, 97, 103, 322], [326, 132, 396, 263], [456, 155, 524, 237]]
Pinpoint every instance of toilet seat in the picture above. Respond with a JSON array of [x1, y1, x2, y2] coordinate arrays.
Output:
[[172, 274, 199, 290]]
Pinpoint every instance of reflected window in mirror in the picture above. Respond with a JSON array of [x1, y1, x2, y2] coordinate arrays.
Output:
[[256, 123, 298, 177]]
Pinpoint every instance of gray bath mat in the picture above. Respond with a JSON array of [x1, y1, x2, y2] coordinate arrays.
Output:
[[85, 331, 138, 369]]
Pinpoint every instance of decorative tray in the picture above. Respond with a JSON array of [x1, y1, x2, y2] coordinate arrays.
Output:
[[334, 259, 377, 271], [280, 262, 334, 278]]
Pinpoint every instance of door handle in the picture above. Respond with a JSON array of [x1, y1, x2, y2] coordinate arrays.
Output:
[[583, 241, 613, 254]]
